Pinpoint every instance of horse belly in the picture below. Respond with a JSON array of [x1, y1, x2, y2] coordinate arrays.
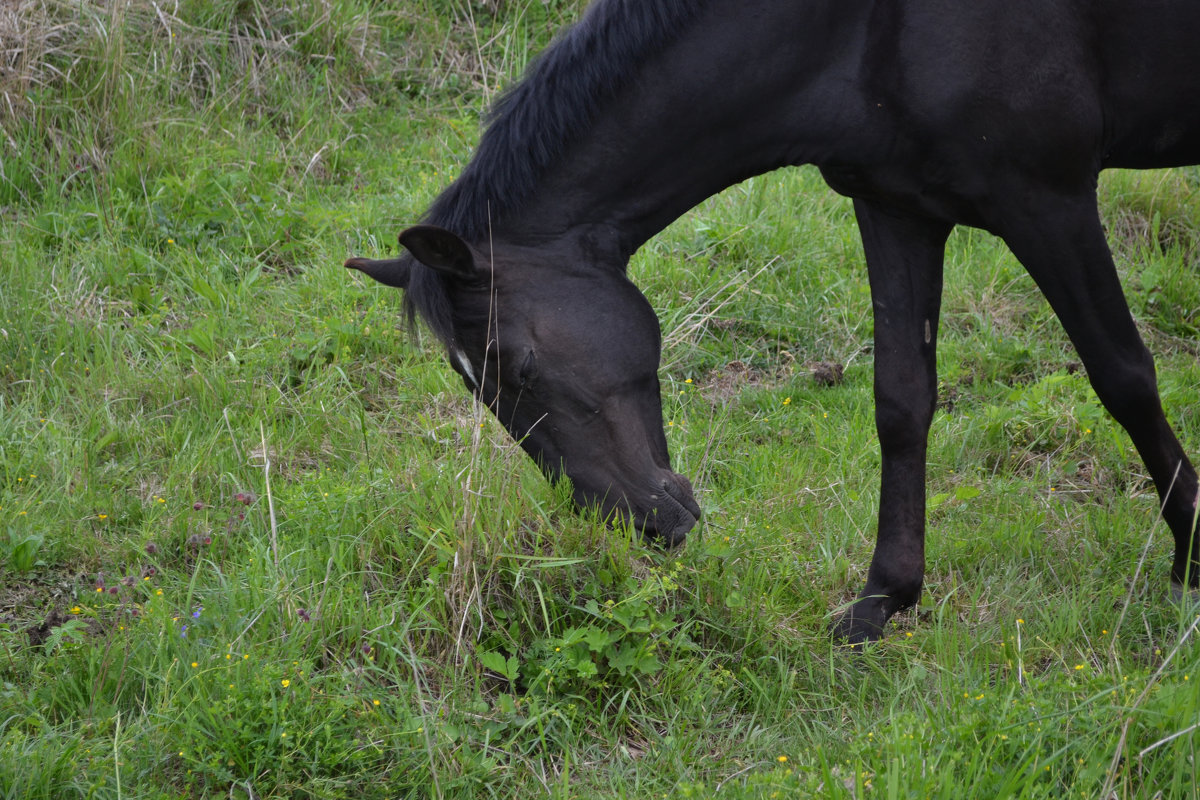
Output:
[[1102, 108, 1200, 171], [1097, 3, 1200, 169]]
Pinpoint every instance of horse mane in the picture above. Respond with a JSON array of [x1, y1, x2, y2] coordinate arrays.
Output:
[[406, 0, 705, 345]]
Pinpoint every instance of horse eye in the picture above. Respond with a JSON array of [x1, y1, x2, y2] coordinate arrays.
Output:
[[519, 350, 538, 387]]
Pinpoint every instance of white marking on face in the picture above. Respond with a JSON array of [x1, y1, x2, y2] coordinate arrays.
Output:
[[451, 347, 478, 388], [924, 319, 931, 344]]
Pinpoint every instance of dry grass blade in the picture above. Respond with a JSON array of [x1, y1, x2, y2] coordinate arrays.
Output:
[[1099, 611, 1200, 798], [661, 257, 776, 368], [0, 0, 84, 115], [1, 0, 386, 124]]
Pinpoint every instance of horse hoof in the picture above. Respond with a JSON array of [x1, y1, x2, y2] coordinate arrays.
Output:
[[1170, 582, 1200, 605], [831, 612, 885, 647]]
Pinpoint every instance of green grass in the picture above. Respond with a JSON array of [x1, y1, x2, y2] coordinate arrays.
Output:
[[2, 2, 1199, 798]]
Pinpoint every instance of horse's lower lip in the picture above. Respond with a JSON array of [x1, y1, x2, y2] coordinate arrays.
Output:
[[635, 491, 700, 547]]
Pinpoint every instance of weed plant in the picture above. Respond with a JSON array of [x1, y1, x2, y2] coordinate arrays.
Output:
[[1, 2, 1198, 798]]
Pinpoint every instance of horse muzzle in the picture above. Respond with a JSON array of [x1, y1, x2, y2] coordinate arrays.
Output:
[[629, 470, 701, 547]]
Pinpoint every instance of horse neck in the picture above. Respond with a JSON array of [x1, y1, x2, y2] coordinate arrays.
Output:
[[498, 0, 873, 260]]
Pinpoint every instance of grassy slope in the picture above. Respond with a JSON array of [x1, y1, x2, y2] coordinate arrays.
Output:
[[2, 2, 1199, 798]]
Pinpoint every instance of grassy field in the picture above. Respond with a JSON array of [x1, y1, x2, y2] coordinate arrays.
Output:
[[2, 1, 1199, 798]]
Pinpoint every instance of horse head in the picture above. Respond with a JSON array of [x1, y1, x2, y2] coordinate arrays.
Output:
[[346, 225, 701, 545]]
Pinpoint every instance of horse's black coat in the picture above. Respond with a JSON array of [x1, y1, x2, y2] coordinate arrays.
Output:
[[397, 0, 706, 345], [348, 0, 1200, 642]]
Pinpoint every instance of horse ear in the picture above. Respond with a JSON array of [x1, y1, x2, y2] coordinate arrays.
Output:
[[344, 256, 411, 289], [399, 225, 478, 280]]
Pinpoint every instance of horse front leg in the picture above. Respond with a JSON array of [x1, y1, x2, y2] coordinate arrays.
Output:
[[833, 200, 952, 644]]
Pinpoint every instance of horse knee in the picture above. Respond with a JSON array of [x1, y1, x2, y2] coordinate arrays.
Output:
[[874, 388, 935, 453]]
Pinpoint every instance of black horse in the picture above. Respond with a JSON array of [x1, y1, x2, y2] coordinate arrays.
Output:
[[346, 0, 1200, 643]]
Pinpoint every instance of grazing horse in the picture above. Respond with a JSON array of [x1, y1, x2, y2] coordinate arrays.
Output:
[[346, 0, 1200, 643]]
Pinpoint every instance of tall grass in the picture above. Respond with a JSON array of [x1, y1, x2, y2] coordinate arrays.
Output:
[[2, 2, 1199, 798]]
